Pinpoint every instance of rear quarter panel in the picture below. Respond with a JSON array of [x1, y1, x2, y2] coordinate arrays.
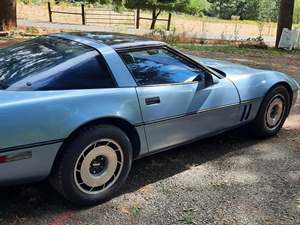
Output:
[[0, 89, 143, 149]]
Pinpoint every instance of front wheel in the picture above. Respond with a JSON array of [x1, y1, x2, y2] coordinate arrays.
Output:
[[50, 125, 133, 206], [250, 85, 291, 138]]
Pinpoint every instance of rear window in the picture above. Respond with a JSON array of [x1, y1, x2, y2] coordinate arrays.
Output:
[[33, 53, 115, 91], [0, 36, 94, 90]]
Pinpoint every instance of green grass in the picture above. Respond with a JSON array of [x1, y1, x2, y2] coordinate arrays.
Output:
[[180, 208, 197, 225], [131, 205, 142, 217], [175, 14, 274, 25], [175, 44, 300, 57]]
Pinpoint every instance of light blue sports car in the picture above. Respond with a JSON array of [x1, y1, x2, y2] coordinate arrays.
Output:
[[0, 32, 298, 205]]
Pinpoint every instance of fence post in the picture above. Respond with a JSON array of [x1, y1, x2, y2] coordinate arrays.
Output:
[[48, 2, 52, 23], [167, 13, 172, 31], [109, 10, 111, 25], [136, 8, 140, 29], [81, 4, 86, 25]]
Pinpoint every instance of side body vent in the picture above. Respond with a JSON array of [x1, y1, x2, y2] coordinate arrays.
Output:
[[240, 104, 252, 121]]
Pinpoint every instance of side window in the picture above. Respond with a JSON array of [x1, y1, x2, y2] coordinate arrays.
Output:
[[42, 55, 115, 90], [120, 48, 204, 86]]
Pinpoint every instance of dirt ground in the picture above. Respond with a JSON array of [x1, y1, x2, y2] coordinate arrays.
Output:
[[0, 40, 299, 225]]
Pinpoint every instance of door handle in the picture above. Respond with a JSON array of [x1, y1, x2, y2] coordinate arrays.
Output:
[[145, 97, 160, 105]]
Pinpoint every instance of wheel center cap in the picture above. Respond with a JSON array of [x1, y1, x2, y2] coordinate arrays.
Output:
[[270, 106, 278, 119], [89, 156, 107, 175], [266, 95, 285, 128]]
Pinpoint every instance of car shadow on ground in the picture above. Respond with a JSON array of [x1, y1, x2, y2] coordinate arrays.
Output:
[[121, 128, 259, 193], [0, 127, 269, 222]]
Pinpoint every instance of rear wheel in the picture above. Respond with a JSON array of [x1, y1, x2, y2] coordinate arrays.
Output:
[[50, 125, 133, 206], [250, 85, 291, 138]]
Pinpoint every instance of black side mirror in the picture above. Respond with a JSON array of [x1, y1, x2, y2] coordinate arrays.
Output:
[[193, 73, 204, 82], [204, 72, 214, 87]]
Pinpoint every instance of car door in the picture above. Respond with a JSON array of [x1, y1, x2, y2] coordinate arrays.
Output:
[[119, 47, 240, 152]]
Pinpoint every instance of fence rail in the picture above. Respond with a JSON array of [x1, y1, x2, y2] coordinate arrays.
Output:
[[47, 3, 172, 30], [48, 2, 85, 24], [47, 2, 135, 27], [85, 8, 135, 26], [136, 9, 172, 31]]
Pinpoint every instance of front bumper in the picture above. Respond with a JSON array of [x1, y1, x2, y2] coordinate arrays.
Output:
[[0, 142, 61, 186]]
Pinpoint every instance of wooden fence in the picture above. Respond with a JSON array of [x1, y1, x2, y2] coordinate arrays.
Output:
[[47, 2, 135, 27], [136, 8, 172, 31], [85, 8, 135, 26], [48, 2, 85, 25], [47, 2, 172, 30]]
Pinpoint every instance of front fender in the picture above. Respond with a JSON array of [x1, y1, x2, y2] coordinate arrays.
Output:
[[191, 56, 299, 101], [227, 70, 299, 101]]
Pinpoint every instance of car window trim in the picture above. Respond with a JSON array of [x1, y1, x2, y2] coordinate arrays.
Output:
[[117, 45, 223, 80], [51, 36, 118, 89], [94, 50, 118, 88], [117, 46, 209, 87], [51, 33, 137, 87], [164, 46, 224, 79]]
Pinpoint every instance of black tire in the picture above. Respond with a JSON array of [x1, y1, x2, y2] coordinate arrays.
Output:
[[50, 124, 133, 206], [250, 85, 291, 138]]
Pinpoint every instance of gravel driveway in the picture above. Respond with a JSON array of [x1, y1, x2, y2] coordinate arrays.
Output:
[[0, 44, 299, 225]]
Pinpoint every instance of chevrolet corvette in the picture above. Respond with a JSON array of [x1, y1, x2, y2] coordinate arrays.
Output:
[[0, 32, 298, 205]]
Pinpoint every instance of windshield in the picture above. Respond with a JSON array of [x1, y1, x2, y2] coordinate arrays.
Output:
[[0, 36, 92, 90]]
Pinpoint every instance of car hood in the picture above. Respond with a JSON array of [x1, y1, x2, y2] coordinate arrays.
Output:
[[189, 56, 264, 78], [189, 55, 299, 101]]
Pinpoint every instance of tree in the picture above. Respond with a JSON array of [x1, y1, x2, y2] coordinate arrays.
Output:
[[207, 0, 233, 19], [294, 0, 300, 23], [184, 0, 209, 15], [0, 0, 17, 31], [258, 0, 280, 22], [276, 0, 295, 47], [233, 0, 260, 20], [125, 0, 207, 29], [207, 0, 259, 20]]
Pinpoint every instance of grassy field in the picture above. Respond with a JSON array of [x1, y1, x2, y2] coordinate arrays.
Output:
[[17, 2, 284, 38], [175, 44, 300, 57]]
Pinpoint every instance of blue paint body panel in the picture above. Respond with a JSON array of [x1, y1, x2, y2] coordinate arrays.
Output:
[[191, 56, 299, 100], [0, 88, 143, 149], [135, 77, 241, 151], [0, 32, 299, 186], [0, 143, 61, 184]]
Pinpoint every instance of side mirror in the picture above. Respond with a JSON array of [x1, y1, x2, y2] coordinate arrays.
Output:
[[204, 72, 214, 87], [193, 73, 204, 82], [193, 72, 213, 87]]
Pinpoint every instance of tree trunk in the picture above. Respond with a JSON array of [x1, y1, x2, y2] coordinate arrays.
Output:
[[219, 0, 223, 18], [150, 9, 161, 30], [275, 0, 295, 48], [0, 0, 17, 31], [150, 9, 157, 30]]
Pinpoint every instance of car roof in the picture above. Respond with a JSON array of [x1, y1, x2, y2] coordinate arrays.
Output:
[[64, 32, 165, 50]]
